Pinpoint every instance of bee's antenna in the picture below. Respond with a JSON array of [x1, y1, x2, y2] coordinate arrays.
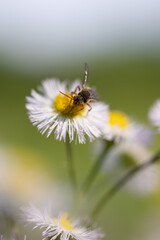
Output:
[[59, 91, 73, 100], [83, 62, 89, 89]]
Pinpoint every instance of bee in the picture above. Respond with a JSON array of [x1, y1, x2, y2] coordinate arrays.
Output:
[[60, 63, 99, 112]]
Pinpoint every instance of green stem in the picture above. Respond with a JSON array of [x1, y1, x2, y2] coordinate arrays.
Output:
[[82, 140, 114, 192], [91, 151, 160, 219], [65, 136, 77, 188]]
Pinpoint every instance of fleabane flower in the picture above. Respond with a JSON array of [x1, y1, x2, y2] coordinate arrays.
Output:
[[26, 79, 108, 144], [103, 110, 133, 141], [105, 141, 159, 195], [21, 204, 104, 240], [103, 110, 153, 145], [149, 99, 160, 131]]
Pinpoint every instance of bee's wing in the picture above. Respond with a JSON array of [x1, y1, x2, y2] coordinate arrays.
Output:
[[89, 88, 100, 100]]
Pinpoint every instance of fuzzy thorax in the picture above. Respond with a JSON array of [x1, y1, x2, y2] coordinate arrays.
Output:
[[54, 93, 85, 117]]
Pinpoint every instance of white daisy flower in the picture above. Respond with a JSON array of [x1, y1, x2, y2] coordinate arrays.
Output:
[[26, 79, 108, 144], [103, 110, 153, 145], [149, 99, 160, 131], [22, 204, 104, 240], [103, 110, 134, 141], [105, 141, 159, 195]]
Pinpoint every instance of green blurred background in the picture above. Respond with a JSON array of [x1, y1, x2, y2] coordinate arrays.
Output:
[[0, 1, 160, 240]]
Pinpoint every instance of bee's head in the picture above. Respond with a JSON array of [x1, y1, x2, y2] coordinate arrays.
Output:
[[73, 95, 83, 104]]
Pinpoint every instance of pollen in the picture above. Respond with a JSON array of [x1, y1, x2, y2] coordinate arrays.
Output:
[[55, 213, 74, 231], [54, 93, 85, 117], [109, 111, 129, 129]]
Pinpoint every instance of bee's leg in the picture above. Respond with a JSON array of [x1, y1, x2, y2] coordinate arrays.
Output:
[[70, 92, 76, 105], [59, 91, 73, 100], [71, 91, 76, 97], [77, 102, 84, 111], [86, 103, 92, 112], [80, 104, 85, 111], [88, 99, 96, 103], [74, 85, 81, 92]]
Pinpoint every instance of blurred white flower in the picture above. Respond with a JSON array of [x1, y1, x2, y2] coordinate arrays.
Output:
[[0, 145, 74, 212], [149, 99, 160, 131], [128, 123, 153, 147], [26, 79, 108, 144], [105, 141, 159, 195], [103, 110, 136, 141], [1, 235, 27, 240], [22, 204, 104, 240], [103, 110, 153, 145], [0, 146, 53, 203]]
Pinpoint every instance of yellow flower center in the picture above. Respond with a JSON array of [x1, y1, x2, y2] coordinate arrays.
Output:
[[55, 213, 74, 231], [109, 111, 129, 129], [54, 93, 85, 118]]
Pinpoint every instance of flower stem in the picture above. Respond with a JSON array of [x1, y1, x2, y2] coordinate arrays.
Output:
[[82, 140, 114, 192], [65, 135, 77, 188], [91, 151, 160, 219]]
